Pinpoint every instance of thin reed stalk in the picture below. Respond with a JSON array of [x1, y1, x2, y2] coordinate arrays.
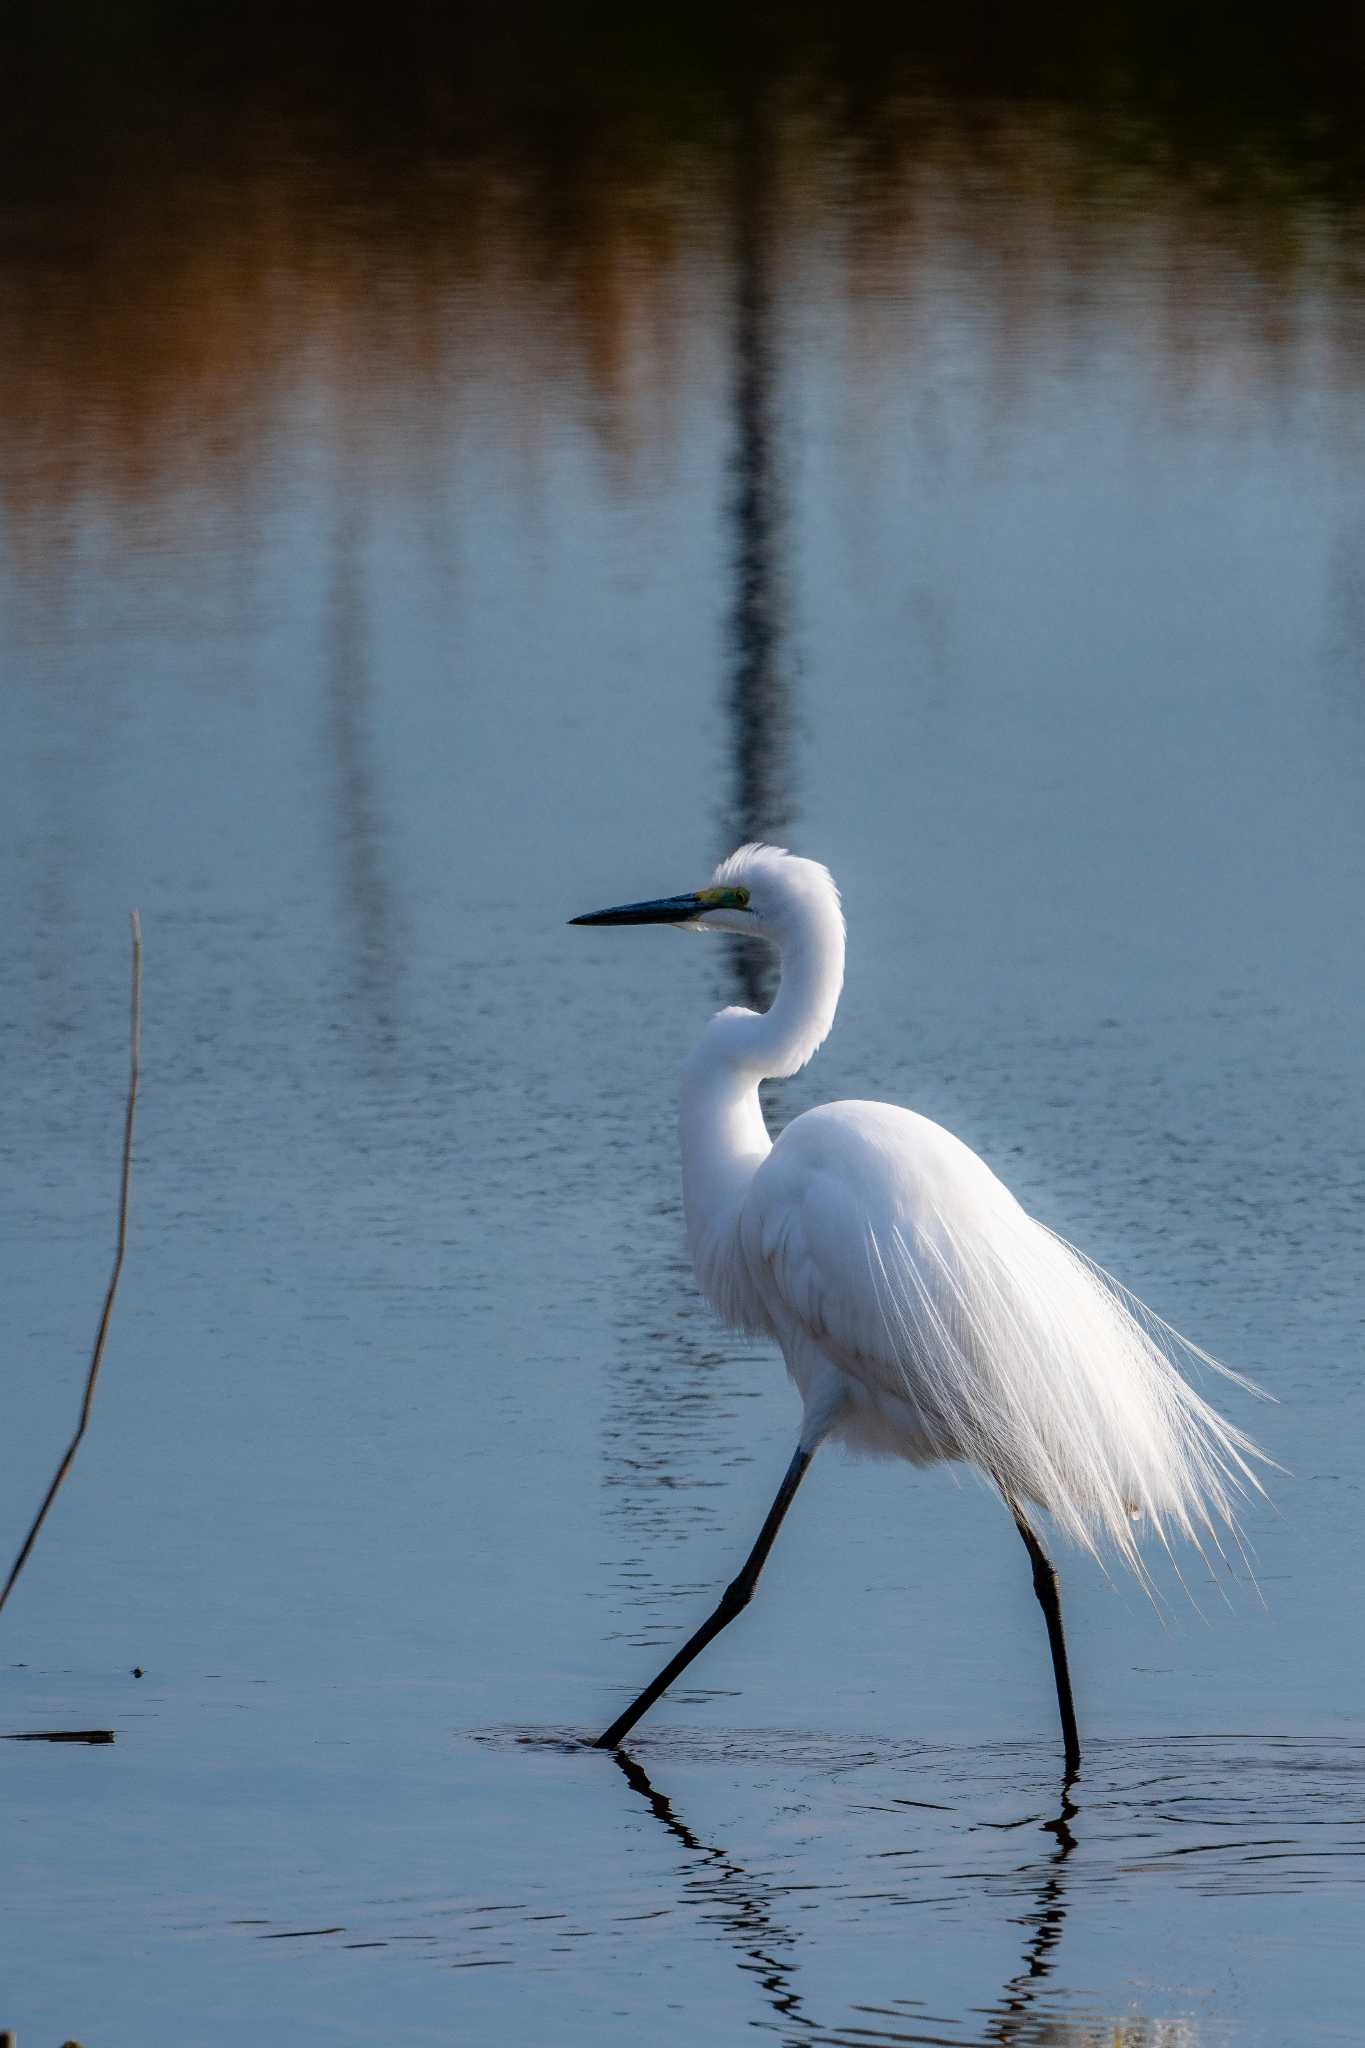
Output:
[[0, 912, 142, 1619]]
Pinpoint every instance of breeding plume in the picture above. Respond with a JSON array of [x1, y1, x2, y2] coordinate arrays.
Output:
[[571, 846, 1265, 1768]]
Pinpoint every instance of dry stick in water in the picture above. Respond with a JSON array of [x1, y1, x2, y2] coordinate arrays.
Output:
[[0, 911, 142, 1619]]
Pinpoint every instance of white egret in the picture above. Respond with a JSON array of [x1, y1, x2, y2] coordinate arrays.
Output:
[[572, 845, 1266, 1768]]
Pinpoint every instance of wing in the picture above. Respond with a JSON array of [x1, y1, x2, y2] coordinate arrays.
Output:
[[738, 1098, 1266, 1567], [739, 1098, 1011, 1408]]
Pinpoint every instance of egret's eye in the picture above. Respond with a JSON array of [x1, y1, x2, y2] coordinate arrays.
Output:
[[733, 887, 751, 909], [697, 884, 753, 911]]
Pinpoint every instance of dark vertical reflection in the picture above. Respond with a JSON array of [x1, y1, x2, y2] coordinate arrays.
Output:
[[596, 57, 798, 1605], [723, 58, 793, 1017], [326, 436, 403, 1071]]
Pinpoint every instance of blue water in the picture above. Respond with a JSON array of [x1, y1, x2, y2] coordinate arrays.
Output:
[[3, 42, 1365, 2046]]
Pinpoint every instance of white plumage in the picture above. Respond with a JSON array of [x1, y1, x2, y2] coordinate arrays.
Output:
[[573, 843, 1269, 1758], [741, 1098, 1259, 1566]]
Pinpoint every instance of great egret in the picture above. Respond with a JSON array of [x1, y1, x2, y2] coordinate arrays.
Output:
[[571, 845, 1266, 1768]]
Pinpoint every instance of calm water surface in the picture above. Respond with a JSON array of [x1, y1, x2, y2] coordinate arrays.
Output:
[[3, 18, 1365, 2045]]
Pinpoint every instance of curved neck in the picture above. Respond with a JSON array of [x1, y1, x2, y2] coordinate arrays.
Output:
[[738, 912, 846, 1083], [678, 908, 845, 1307]]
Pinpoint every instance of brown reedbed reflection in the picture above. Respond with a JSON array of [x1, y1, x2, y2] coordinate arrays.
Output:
[[2, 5, 1365, 571]]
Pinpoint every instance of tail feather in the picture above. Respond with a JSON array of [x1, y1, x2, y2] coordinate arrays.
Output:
[[866, 1198, 1272, 1587]]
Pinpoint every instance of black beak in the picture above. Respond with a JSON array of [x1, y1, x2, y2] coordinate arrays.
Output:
[[569, 893, 705, 927]]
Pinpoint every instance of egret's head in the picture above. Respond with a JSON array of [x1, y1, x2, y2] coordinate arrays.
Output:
[[569, 844, 842, 948]]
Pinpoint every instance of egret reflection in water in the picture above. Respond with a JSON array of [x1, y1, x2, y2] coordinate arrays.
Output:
[[614, 1746, 816, 2033], [614, 1746, 1200, 2048]]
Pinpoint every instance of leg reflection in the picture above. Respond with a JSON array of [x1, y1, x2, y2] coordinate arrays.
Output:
[[984, 1774, 1080, 2046], [615, 1749, 1105, 2048], [612, 1746, 820, 2033]]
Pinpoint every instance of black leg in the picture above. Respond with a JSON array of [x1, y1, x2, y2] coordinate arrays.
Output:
[[1011, 1506, 1081, 1774], [594, 1446, 814, 1749]]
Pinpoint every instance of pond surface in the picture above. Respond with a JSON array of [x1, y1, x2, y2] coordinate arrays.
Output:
[[3, 13, 1365, 2044]]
